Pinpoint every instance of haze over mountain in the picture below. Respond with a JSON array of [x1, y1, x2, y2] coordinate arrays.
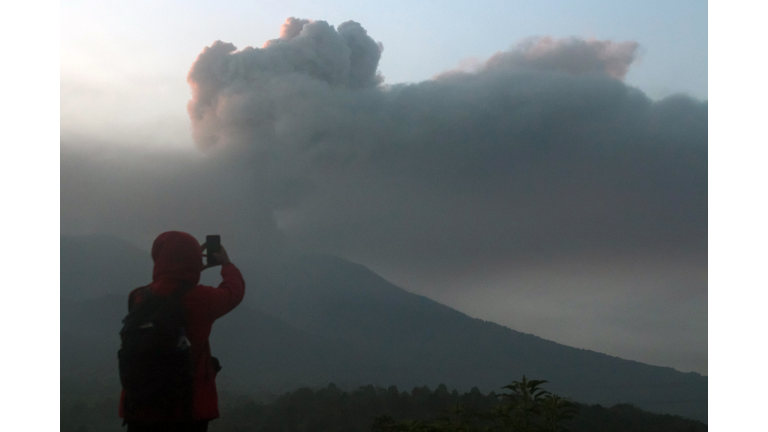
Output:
[[61, 17, 707, 377], [60, 234, 706, 423]]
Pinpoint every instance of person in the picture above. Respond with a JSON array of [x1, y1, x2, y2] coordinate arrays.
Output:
[[119, 231, 246, 432]]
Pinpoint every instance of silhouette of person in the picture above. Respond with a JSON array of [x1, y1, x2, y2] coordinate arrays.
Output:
[[119, 231, 245, 432]]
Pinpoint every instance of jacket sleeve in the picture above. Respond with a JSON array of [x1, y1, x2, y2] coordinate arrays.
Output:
[[196, 263, 246, 320]]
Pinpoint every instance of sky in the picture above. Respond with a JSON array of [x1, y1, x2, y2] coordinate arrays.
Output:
[[58, 0, 709, 376]]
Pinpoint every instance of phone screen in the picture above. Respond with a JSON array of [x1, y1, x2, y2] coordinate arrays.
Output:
[[206, 235, 221, 266]]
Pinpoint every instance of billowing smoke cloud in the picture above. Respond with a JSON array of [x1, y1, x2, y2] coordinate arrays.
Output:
[[481, 36, 639, 79], [187, 19, 383, 153], [184, 18, 706, 272]]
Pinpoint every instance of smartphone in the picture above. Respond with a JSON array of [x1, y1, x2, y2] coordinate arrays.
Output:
[[206, 235, 221, 266]]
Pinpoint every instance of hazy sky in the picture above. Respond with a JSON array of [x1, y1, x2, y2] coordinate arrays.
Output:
[[60, 1, 707, 375]]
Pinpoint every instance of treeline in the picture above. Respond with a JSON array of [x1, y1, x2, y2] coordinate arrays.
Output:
[[61, 378, 706, 432]]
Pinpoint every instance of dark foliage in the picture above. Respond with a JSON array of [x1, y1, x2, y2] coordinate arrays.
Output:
[[61, 380, 706, 432]]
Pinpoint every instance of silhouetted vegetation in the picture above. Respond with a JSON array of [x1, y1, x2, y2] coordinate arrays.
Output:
[[370, 376, 576, 432], [61, 377, 706, 432]]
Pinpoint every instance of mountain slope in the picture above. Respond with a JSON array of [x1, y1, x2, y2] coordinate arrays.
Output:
[[241, 253, 706, 421], [59, 235, 706, 422]]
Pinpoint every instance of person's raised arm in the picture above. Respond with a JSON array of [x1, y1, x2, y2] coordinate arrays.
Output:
[[198, 245, 246, 320]]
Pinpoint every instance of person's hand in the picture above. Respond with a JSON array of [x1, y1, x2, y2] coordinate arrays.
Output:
[[201, 244, 232, 270]]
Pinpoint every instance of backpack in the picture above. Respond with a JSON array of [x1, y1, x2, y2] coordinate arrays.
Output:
[[118, 283, 195, 422]]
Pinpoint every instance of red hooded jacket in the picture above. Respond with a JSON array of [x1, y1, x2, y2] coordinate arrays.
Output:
[[119, 231, 246, 422]]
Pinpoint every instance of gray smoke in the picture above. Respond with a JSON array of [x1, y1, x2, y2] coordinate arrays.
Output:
[[184, 18, 706, 271], [482, 36, 639, 79]]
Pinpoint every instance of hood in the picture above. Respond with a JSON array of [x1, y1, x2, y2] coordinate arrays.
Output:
[[151, 231, 203, 290]]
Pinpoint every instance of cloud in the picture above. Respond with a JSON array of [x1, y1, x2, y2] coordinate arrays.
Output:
[[181, 19, 706, 273], [187, 18, 384, 153], [482, 36, 639, 79], [277, 17, 311, 41]]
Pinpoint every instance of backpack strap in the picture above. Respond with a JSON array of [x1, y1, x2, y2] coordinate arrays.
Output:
[[169, 281, 196, 422], [169, 281, 197, 331]]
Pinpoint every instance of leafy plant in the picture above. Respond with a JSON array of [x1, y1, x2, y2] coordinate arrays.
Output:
[[376, 376, 577, 432], [493, 376, 552, 431]]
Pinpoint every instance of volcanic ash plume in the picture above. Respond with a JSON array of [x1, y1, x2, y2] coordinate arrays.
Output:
[[187, 18, 383, 153], [183, 18, 705, 266], [482, 36, 639, 80]]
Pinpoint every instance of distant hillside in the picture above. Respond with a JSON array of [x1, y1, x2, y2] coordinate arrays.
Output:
[[59, 235, 707, 422], [239, 253, 707, 421]]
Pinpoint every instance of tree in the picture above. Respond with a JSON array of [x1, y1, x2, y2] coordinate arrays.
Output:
[[374, 376, 578, 432], [492, 376, 551, 432]]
